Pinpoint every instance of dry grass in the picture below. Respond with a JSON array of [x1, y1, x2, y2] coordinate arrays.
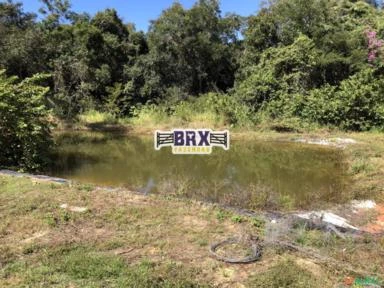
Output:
[[0, 175, 350, 287]]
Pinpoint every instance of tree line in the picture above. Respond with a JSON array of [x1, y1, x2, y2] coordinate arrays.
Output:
[[1, 0, 384, 169]]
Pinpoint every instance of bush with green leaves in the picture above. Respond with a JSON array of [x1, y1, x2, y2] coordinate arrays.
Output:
[[302, 68, 384, 130], [234, 0, 384, 131], [0, 70, 52, 170]]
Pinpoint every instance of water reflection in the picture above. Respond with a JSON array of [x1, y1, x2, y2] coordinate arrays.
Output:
[[49, 132, 350, 210]]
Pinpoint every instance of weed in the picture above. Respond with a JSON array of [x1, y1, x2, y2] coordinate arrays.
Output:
[[22, 244, 42, 255], [247, 258, 323, 288], [44, 212, 58, 227], [196, 239, 209, 247], [279, 194, 295, 211], [250, 217, 265, 228], [215, 209, 228, 222], [231, 215, 244, 223], [350, 158, 374, 175], [78, 110, 118, 125], [77, 183, 94, 192]]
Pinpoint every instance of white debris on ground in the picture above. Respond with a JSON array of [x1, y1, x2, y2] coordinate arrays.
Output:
[[295, 139, 330, 146], [351, 200, 376, 210], [0, 169, 69, 184], [294, 137, 357, 148], [295, 211, 359, 231], [60, 203, 88, 213], [333, 138, 357, 144]]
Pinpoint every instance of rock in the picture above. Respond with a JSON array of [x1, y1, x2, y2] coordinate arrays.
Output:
[[293, 137, 356, 148], [295, 211, 359, 232], [0, 169, 69, 184], [351, 200, 376, 210]]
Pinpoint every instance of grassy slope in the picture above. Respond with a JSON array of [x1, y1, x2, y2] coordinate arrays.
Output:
[[0, 173, 383, 287], [0, 176, 329, 287]]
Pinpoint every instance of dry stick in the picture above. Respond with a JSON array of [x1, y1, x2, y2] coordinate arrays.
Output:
[[115, 248, 135, 255]]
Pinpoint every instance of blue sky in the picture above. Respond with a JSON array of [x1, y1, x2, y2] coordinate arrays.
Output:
[[21, 0, 262, 31]]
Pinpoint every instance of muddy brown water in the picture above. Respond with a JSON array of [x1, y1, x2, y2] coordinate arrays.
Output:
[[48, 131, 350, 210]]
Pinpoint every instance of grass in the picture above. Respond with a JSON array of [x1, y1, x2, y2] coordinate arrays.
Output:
[[1, 174, 383, 287], [0, 175, 261, 287], [56, 110, 131, 131], [0, 175, 354, 287], [247, 258, 324, 288], [2, 246, 207, 287], [66, 93, 251, 133], [78, 110, 119, 125], [129, 104, 228, 132], [63, 107, 228, 133], [343, 132, 384, 202]]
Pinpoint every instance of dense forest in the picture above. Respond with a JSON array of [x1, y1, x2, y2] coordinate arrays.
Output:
[[1, 0, 384, 169]]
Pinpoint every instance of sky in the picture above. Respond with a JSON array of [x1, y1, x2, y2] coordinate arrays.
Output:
[[20, 0, 262, 32]]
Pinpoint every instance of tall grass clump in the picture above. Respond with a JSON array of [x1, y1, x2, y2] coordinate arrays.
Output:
[[78, 110, 118, 125], [130, 93, 253, 129]]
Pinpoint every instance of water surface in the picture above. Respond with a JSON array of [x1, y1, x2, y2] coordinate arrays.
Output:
[[49, 132, 350, 210]]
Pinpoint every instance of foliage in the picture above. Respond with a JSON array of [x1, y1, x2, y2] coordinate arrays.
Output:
[[301, 68, 384, 130], [235, 0, 384, 131], [0, 70, 52, 170], [145, 0, 243, 97], [2, 0, 384, 134]]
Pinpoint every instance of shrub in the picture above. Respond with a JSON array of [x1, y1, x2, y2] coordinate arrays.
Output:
[[302, 68, 384, 131], [0, 70, 52, 170]]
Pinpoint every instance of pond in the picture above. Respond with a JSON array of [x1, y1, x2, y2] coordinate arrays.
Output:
[[49, 132, 350, 210]]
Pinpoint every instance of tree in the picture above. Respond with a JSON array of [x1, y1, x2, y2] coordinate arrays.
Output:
[[0, 0, 35, 28], [39, 8, 148, 118], [0, 70, 52, 170], [0, 1, 47, 78], [235, 0, 384, 129], [145, 0, 242, 99]]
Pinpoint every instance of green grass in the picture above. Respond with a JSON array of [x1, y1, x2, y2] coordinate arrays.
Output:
[[247, 258, 324, 288], [230, 215, 244, 223], [350, 158, 374, 175], [129, 104, 227, 131], [77, 110, 131, 128], [0, 175, 259, 286], [1, 246, 207, 287], [78, 110, 118, 125]]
